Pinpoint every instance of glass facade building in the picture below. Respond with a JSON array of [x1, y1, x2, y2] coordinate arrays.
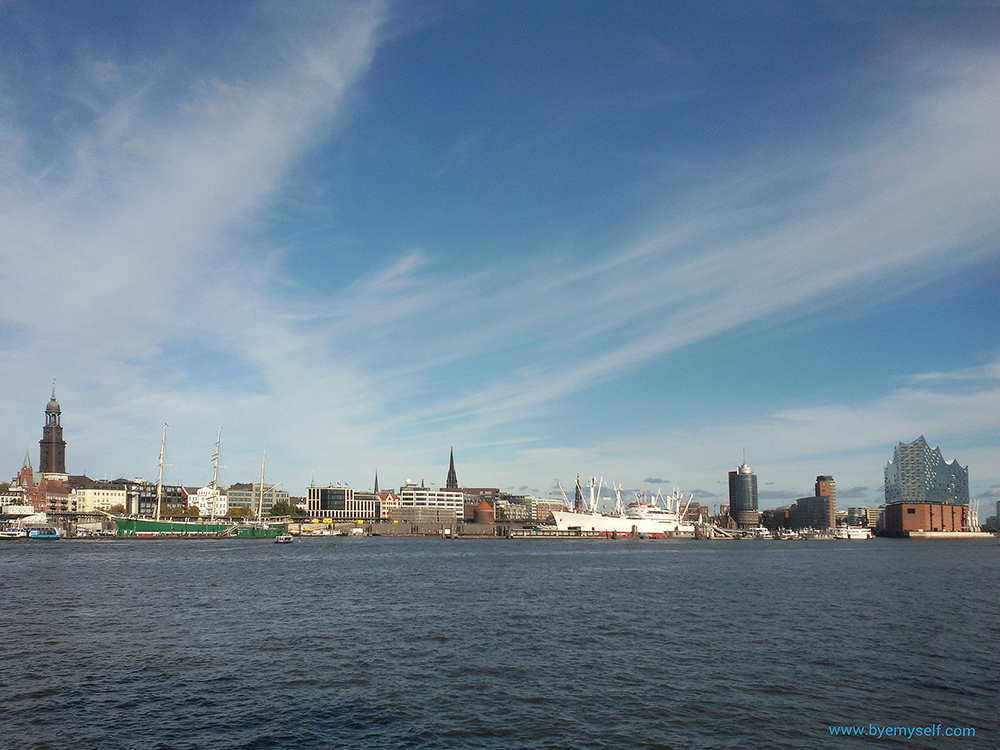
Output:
[[728, 462, 758, 528], [306, 486, 383, 520], [884, 436, 969, 506]]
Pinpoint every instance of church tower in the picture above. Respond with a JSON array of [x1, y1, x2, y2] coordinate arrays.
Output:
[[17, 449, 34, 489], [39, 383, 66, 474], [446, 448, 458, 489]]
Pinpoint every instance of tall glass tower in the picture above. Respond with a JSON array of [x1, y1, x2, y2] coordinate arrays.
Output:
[[729, 462, 758, 528]]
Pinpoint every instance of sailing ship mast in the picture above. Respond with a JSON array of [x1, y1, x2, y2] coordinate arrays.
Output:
[[210, 427, 222, 521], [256, 451, 266, 520], [154, 424, 166, 520]]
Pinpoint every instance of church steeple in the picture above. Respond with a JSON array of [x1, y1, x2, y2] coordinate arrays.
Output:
[[446, 447, 458, 489], [39, 381, 66, 474], [17, 448, 34, 489], [373, 469, 379, 495]]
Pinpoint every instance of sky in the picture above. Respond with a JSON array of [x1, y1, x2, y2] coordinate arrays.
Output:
[[1, 1, 999, 513]]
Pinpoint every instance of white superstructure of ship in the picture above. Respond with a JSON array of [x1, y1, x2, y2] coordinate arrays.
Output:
[[548, 476, 696, 537], [834, 526, 873, 540]]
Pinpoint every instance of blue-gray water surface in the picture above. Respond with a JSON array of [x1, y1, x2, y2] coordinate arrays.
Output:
[[1, 538, 996, 749]]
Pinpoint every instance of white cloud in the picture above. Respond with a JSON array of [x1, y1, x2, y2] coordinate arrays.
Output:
[[2, 26, 998, 496], [0, 2, 386, 483]]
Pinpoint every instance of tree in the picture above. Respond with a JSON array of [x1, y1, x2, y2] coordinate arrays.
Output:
[[269, 500, 303, 517], [228, 507, 252, 518], [108, 504, 126, 514]]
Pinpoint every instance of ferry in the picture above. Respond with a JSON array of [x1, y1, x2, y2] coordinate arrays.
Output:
[[835, 526, 873, 540], [27, 527, 61, 539]]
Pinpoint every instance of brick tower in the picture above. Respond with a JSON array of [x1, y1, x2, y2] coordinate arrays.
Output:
[[39, 382, 66, 474]]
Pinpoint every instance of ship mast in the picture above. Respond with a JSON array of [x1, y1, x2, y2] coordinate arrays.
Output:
[[256, 451, 266, 520], [611, 482, 624, 516], [587, 477, 603, 514], [154, 424, 166, 520], [210, 427, 222, 521]]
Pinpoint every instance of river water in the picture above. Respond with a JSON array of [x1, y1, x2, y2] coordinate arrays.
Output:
[[1, 537, 996, 749]]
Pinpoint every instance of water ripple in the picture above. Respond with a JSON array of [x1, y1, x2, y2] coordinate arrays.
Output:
[[0, 538, 996, 748]]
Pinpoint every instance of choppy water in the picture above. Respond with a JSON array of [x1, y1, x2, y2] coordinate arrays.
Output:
[[1, 537, 996, 749]]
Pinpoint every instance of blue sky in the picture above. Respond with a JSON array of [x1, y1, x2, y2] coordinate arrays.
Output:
[[2, 1, 999, 513]]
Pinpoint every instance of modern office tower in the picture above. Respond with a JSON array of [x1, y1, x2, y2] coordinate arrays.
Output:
[[883, 436, 970, 535], [728, 461, 758, 528], [39, 384, 66, 475]]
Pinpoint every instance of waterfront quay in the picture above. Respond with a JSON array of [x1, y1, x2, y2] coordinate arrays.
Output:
[[3, 389, 995, 541], [6, 512, 993, 541]]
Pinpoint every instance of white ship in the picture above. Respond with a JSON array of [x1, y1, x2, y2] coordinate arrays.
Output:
[[548, 477, 696, 537], [834, 526, 873, 540]]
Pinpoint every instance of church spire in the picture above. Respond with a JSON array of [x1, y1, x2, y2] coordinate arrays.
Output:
[[446, 447, 458, 489], [373, 469, 379, 495], [40, 383, 66, 474]]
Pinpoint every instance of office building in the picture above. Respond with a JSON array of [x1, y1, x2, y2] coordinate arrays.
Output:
[[227, 483, 291, 516], [307, 485, 383, 521], [728, 462, 758, 528], [394, 480, 463, 523], [789, 476, 836, 531]]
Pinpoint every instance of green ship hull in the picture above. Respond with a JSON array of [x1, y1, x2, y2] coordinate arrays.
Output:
[[111, 516, 286, 538]]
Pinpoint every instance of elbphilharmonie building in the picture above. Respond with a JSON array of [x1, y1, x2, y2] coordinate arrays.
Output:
[[884, 436, 969, 506]]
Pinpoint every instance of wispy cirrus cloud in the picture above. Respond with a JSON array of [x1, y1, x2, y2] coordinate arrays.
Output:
[[1, 11, 997, 495], [350, 50, 1000, 451], [0, 1, 388, 481]]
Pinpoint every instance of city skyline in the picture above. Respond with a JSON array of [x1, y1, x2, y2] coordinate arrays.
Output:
[[1, 2, 999, 507]]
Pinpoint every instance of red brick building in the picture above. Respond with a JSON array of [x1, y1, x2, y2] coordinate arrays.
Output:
[[884, 503, 968, 537]]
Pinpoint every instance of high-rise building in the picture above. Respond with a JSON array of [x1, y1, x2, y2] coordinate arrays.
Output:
[[884, 436, 968, 505], [789, 476, 836, 531], [728, 462, 758, 528], [884, 436, 970, 536], [39, 383, 66, 475], [815, 475, 836, 506]]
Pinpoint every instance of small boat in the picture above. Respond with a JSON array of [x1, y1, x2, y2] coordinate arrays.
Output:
[[274, 533, 294, 544], [28, 527, 61, 539], [0, 527, 28, 539]]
